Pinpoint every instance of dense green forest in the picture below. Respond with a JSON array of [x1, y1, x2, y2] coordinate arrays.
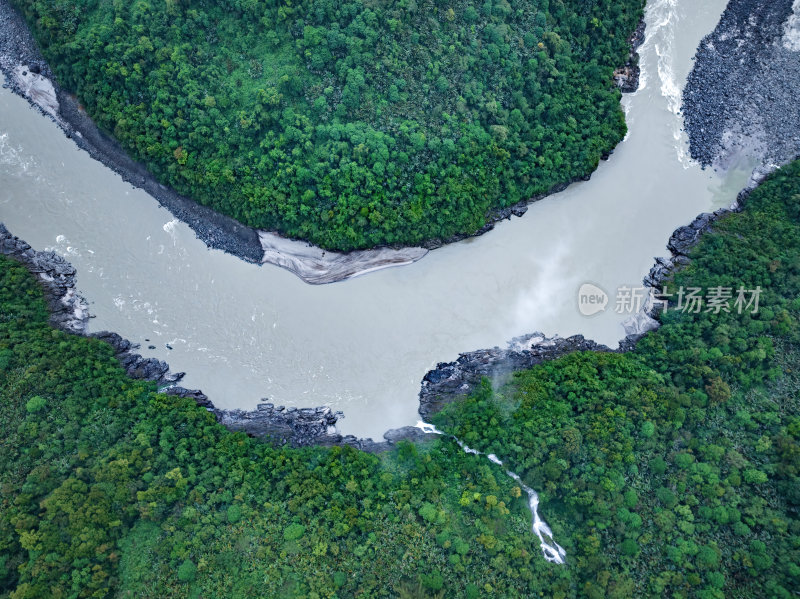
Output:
[[431, 163, 800, 596], [1, 160, 798, 597], [13, 0, 643, 249]]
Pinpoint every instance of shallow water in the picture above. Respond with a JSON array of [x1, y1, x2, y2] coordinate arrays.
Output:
[[0, 0, 752, 439]]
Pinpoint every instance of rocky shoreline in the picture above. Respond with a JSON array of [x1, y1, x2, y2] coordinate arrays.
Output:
[[418, 333, 613, 419], [0, 223, 89, 334], [415, 160, 779, 420], [0, 223, 438, 451], [614, 19, 647, 94], [682, 0, 800, 170], [0, 0, 263, 263], [415, 197, 742, 419], [0, 0, 647, 283]]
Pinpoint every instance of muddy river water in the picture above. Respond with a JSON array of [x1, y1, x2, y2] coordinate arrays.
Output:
[[0, 0, 753, 439]]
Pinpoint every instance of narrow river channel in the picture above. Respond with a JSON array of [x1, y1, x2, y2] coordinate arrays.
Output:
[[0, 0, 753, 439]]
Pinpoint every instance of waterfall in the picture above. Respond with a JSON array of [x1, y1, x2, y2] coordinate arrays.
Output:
[[415, 421, 567, 564]]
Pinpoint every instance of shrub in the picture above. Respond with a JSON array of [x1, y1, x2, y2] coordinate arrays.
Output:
[[25, 396, 46, 414], [283, 523, 306, 541], [177, 559, 196, 583]]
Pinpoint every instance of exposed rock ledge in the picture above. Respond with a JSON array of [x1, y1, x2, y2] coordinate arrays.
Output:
[[419, 333, 612, 420], [614, 19, 647, 93], [0, 223, 89, 333], [0, 223, 437, 451], [259, 232, 428, 285]]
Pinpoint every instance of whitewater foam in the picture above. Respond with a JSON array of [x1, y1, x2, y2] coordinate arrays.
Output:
[[784, 0, 800, 51]]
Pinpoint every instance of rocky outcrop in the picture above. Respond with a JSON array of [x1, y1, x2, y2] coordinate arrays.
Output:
[[682, 0, 800, 170], [216, 403, 342, 446], [614, 19, 647, 93], [212, 405, 439, 450], [418, 333, 612, 419], [259, 232, 428, 285], [0, 0, 263, 263], [88, 331, 185, 385], [0, 223, 89, 333]]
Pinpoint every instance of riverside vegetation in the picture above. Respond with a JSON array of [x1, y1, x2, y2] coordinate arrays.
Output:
[[1, 152, 799, 597], [11, 0, 644, 250]]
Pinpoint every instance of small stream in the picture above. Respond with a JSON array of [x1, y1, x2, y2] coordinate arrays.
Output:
[[416, 422, 567, 564]]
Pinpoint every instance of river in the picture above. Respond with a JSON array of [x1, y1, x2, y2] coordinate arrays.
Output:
[[0, 0, 753, 439]]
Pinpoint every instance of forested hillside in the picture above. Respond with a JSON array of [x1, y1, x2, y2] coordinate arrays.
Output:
[[12, 0, 644, 249], [0, 254, 552, 598], [432, 162, 800, 596], [1, 162, 798, 598]]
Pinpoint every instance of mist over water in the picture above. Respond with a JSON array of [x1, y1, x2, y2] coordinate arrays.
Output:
[[0, 0, 752, 439]]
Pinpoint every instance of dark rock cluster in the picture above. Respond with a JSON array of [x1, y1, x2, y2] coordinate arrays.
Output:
[[418, 333, 612, 419], [214, 404, 439, 451], [0, 0, 52, 83], [216, 403, 342, 447], [88, 331, 185, 385], [682, 0, 800, 169], [0, 223, 89, 333], [614, 19, 647, 93]]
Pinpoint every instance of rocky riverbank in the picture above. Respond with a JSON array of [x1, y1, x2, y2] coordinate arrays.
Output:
[[0, 223, 437, 450], [0, 0, 263, 263], [418, 333, 613, 419], [614, 19, 647, 93], [0, 0, 648, 283], [0, 223, 89, 333], [415, 160, 777, 419], [639, 164, 773, 296], [682, 0, 800, 170]]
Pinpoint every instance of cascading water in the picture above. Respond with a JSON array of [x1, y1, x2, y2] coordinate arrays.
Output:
[[415, 422, 567, 564]]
